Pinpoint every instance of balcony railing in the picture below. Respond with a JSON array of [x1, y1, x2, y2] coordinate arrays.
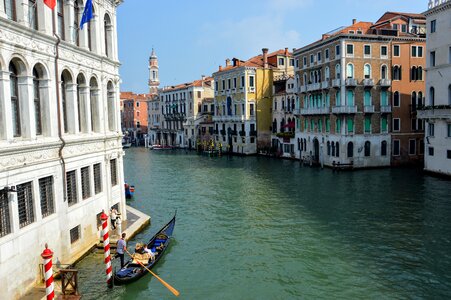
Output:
[[300, 107, 330, 115], [332, 79, 341, 88], [380, 79, 391, 87], [380, 105, 392, 113], [363, 79, 374, 87], [417, 106, 451, 119], [307, 83, 321, 92], [363, 105, 375, 113], [332, 105, 357, 114], [345, 78, 358, 87]]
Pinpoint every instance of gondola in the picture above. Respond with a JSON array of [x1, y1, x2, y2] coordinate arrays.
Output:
[[113, 212, 176, 285]]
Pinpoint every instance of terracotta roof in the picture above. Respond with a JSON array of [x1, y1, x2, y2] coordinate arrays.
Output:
[[120, 91, 152, 100], [374, 11, 425, 25], [162, 77, 213, 92]]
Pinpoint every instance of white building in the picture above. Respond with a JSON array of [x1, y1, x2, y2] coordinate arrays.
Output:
[[0, 0, 125, 298], [418, 0, 451, 176]]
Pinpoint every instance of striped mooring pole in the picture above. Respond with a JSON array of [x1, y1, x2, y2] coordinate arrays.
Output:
[[100, 211, 113, 288], [41, 243, 54, 300]]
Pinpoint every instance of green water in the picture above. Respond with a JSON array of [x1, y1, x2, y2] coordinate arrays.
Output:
[[77, 148, 451, 299]]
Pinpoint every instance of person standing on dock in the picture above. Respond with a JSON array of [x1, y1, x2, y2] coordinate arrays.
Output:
[[116, 233, 127, 268], [110, 208, 117, 230]]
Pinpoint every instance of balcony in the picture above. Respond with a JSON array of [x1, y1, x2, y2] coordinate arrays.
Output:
[[345, 78, 358, 87], [321, 81, 329, 89], [332, 105, 357, 114], [417, 106, 451, 119], [300, 107, 330, 115], [307, 83, 321, 92], [363, 105, 375, 113], [300, 85, 307, 93], [293, 108, 301, 115], [380, 105, 392, 113], [363, 79, 374, 87], [380, 79, 391, 87], [332, 79, 341, 88]]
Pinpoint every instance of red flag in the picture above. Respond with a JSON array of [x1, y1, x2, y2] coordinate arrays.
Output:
[[44, 0, 56, 9]]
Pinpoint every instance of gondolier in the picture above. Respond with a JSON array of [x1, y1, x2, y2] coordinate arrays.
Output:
[[116, 233, 127, 268]]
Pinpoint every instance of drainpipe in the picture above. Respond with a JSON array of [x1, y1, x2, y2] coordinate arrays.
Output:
[[52, 10, 67, 201]]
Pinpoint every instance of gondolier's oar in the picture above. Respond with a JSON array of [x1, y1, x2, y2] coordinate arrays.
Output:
[[125, 249, 180, 297]]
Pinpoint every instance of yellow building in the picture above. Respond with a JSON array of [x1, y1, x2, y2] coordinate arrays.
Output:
[[213, 48, 294, 154]]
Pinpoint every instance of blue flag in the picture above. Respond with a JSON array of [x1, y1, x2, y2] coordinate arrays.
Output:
[[80, 0, 93, 30]]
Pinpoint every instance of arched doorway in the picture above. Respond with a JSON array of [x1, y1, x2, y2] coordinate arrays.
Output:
[[313, 138, 320, 163]]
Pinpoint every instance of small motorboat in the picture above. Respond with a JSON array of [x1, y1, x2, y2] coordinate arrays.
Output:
[[113, 212, 176, 285], [151, 145, 173, 150], [124, 183, 135, 199]]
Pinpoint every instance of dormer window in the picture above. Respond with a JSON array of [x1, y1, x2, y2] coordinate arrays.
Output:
[[348, 30, 355, 34]]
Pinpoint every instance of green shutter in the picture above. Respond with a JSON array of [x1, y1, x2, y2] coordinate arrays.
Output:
[[336, 92, 341, 106], [336, 118, 341, 133], [326, 118, 330, 132], [381, 116, 387, 132], [347, 117, 354, 133], [319, 119, 322, 132], [364, 91, 371, 106], [347, 90, 354, 106], [381, 90, 387, 106], [365, 116, 371, 133]]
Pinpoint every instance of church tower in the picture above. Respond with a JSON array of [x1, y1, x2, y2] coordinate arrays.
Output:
[[148, 48, 160, 94]]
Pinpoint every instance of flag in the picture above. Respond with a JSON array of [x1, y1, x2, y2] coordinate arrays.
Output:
[[80, 0, 93, 30], [44, 0, 56, 9]]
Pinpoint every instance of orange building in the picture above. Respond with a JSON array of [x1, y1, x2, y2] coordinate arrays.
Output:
[[120, 92, 152, 142]]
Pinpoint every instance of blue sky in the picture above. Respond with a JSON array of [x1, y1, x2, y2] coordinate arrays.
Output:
[[117, 0, 427, 93]]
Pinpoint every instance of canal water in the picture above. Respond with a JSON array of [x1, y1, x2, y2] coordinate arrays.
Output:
[[77, 148, 451, 299]]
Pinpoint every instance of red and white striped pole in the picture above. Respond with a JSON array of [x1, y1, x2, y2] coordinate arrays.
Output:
[[41, 243, 54, 300], [101, 211, 113, 288]]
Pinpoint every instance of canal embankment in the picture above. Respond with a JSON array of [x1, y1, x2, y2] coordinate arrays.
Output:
[[21, 205, 150, 300]]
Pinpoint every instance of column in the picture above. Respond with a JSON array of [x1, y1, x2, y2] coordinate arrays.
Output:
[[79, 85, 91, 134], [66, 83, 79, 134], [39, 79, 58, 137], [18, 75, 35, 139], [66, 0, 75, 45], [90, 88, 104, 133]]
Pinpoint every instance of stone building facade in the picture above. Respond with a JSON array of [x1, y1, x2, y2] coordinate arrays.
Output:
[[0, 0, 125, 298]]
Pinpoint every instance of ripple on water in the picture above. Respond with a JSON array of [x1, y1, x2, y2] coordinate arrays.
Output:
[[77, 149, 451, 299]]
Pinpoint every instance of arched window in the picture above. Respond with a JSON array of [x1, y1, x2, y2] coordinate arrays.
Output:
[[107, 81, 116, 131], [73, 0, 81, 45], [331, 142, 335, 157], [347, 142, 353, 158], [417, 66, 423, 81], [104, 14, 112, 58], [9, 62, 21, 137], [273, 119, 277, 133], [364, 64, 371, 79], [364, 141, 371, 157], [335, 64, 341, 78], [5, 0, 16, 21], [90, 77, 100, 133], [411, 66, 418, 81], [280, 118, 285, 133], [335, 142, 340, 157], [303, 73, 307, 86], [327, 141, 330, 155], [418, 91, 423, 107], [429, 87, 435, 106], [33, 68, 42, 135], [76, 74, 86, 132], [325, 66, 330, 80], [381, 65, 387, 79], [346, 63, 354, 78], [381, 141, 387, 156], [335, 90, 341, 106], [61, 70, 72, 133], [57, 0, 65, 40], [393, 65, 402, 80], [411, 92, 417, 110], [29, 0, 38, 30]]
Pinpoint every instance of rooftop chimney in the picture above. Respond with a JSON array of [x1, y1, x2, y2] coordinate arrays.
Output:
[[352, 19, 357, 25], [219, 65, 222, 71], [262, 48, 269, 69], [225, 59, 231, 67], [284, 47, 289, 56]]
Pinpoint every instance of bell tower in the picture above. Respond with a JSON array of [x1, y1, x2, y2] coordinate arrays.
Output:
[[148, 48, 160, 94]]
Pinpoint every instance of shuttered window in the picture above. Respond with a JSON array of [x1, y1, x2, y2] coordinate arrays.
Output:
[[39, 176, 55, 218], [66, 170, 78, 206], [70, 225, 80, 244], [81, 167, 91, 200], [110, 159, 117, 186], [0, 190, 11, 237], [94, 163, 102, 194], [17, 182, 35, 228]]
